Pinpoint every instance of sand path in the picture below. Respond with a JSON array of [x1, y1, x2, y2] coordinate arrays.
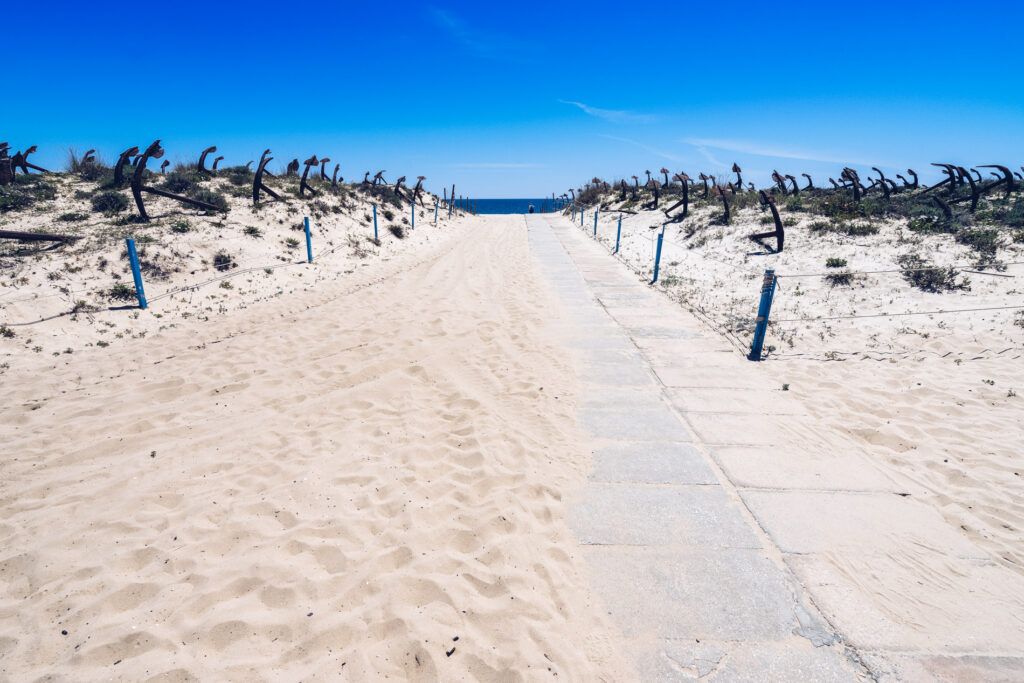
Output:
[[1, 215, 630, 681]]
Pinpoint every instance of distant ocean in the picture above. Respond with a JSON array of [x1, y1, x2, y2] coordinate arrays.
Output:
[[471, 198, 556, 214]]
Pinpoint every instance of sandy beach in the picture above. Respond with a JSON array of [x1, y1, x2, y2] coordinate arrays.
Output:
[[0, 212, 635, 680]]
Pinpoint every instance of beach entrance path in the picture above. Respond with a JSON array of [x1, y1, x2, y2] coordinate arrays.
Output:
[[527, 213, 1024, 681]]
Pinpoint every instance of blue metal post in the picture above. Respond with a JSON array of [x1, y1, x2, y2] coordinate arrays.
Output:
[[373, 204, 378, 240], [748, 269, 778, 361], [650, 228, 665, 284], [434, 199, 438, 223], [303, 216, 313, 263], [594, 207, 599, 236], [614, 214, 622, 254], [125, 238, 147, 309]]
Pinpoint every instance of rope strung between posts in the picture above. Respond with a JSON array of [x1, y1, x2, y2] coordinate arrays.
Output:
[[777, 261, 1024, 279], [772, 303, 1024, 323]]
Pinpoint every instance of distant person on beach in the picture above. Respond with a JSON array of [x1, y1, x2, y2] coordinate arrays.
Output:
[[528, 203, 534, 213]]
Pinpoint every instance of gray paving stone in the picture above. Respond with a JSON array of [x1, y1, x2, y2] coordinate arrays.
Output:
[[579, 405, 691, 441], [580, 388, 666, 412], [590, 442, 718, 485], [666, 388, 806, 415], [581, 546, 805, 640], [711, 445, 899, 492], [629, 639, 862, 682], [576, 348, 645, 365], [682, 412, 780, 445], [741, 490, 987, 558], [578, 361, 660, 388], [860, 652, 1024, 682], [569, 484, 759, 547]]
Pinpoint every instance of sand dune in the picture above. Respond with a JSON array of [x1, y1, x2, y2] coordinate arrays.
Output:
[[0, 215, 631, 681]]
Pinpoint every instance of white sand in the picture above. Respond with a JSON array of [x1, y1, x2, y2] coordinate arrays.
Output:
[[0, 214, 631, 680]]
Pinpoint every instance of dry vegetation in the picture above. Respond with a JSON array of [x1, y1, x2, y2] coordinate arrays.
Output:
[[0, 155, 458, 366]]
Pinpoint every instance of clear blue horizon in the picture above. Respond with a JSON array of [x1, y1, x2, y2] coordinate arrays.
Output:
[[5, 1, 1023, 197]]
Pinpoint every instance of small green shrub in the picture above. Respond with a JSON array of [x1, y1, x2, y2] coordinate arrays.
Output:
[[0, 189, 34, 212], [825, 272, 853, 287], [243, 226, 262, 238], [285, 237, 300, 248], [58, 211, 88, 222], [0, 325, 14, 339], [388, 225, 405, 239], [213, 250, 237, 271], [192, 187, 229, 212], [383, 209, 395, 221], [161, 168, 202, 195], [220, 165, 254, 187], [1004, 198, 1024, 227], [825, 257, 847, 268], [956, 228, 1000, 256], [170, 219, 191, 233], [108, 282, 137, 301], [907, 215, 955, 235], [91, 191, 129, 214], [897, 254, 970, 293]]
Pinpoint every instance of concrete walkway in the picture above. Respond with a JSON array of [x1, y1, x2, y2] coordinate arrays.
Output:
[[525, 214, 1024, 681]]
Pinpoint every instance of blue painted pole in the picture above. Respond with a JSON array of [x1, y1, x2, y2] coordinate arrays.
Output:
[[593, 206, 599, 236], [614, 214, 622, 254], [373, 204, 378, 240], [434, 199, 438, 223], [303, 216, 313, 263], [650, 228, 664, 284], [125, 238, 147, 309], [748, 269, 778, 361]]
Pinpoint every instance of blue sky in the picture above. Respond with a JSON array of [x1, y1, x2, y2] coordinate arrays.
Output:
[[6, 1, 1023, 197]]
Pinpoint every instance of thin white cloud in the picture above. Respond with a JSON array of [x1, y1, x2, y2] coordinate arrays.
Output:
[[695, 146, 727, 168], [681, 137, 875, 166], [427, 8, 538, 62], [451, 163, 539, 168], [560, 100, 654, 124], [601, 135, 682, 163]]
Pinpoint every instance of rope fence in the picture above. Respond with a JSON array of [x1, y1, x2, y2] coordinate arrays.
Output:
[[0, 204, 465, 327], [571, 210, 1024, 361]]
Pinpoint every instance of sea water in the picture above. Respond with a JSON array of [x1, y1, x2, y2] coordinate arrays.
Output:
[[471, 198, 557, 214]]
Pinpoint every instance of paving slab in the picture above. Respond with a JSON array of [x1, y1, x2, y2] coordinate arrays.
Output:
[[629, 639, 861, 682], [786, 552, 1024, 652], [578, 361, 660, 388], [741, 490, 988, 558], [568, 484, 760, 548], [578, 405, 692, 442], [580, 388, 668, 413], [589, 442, 718, 485], [711, 445, 899, 492], [860, 653, 1024, 683], [581, 546, 814, 641], [681, 412, 782, 446], [666, 387, 807, 415]]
